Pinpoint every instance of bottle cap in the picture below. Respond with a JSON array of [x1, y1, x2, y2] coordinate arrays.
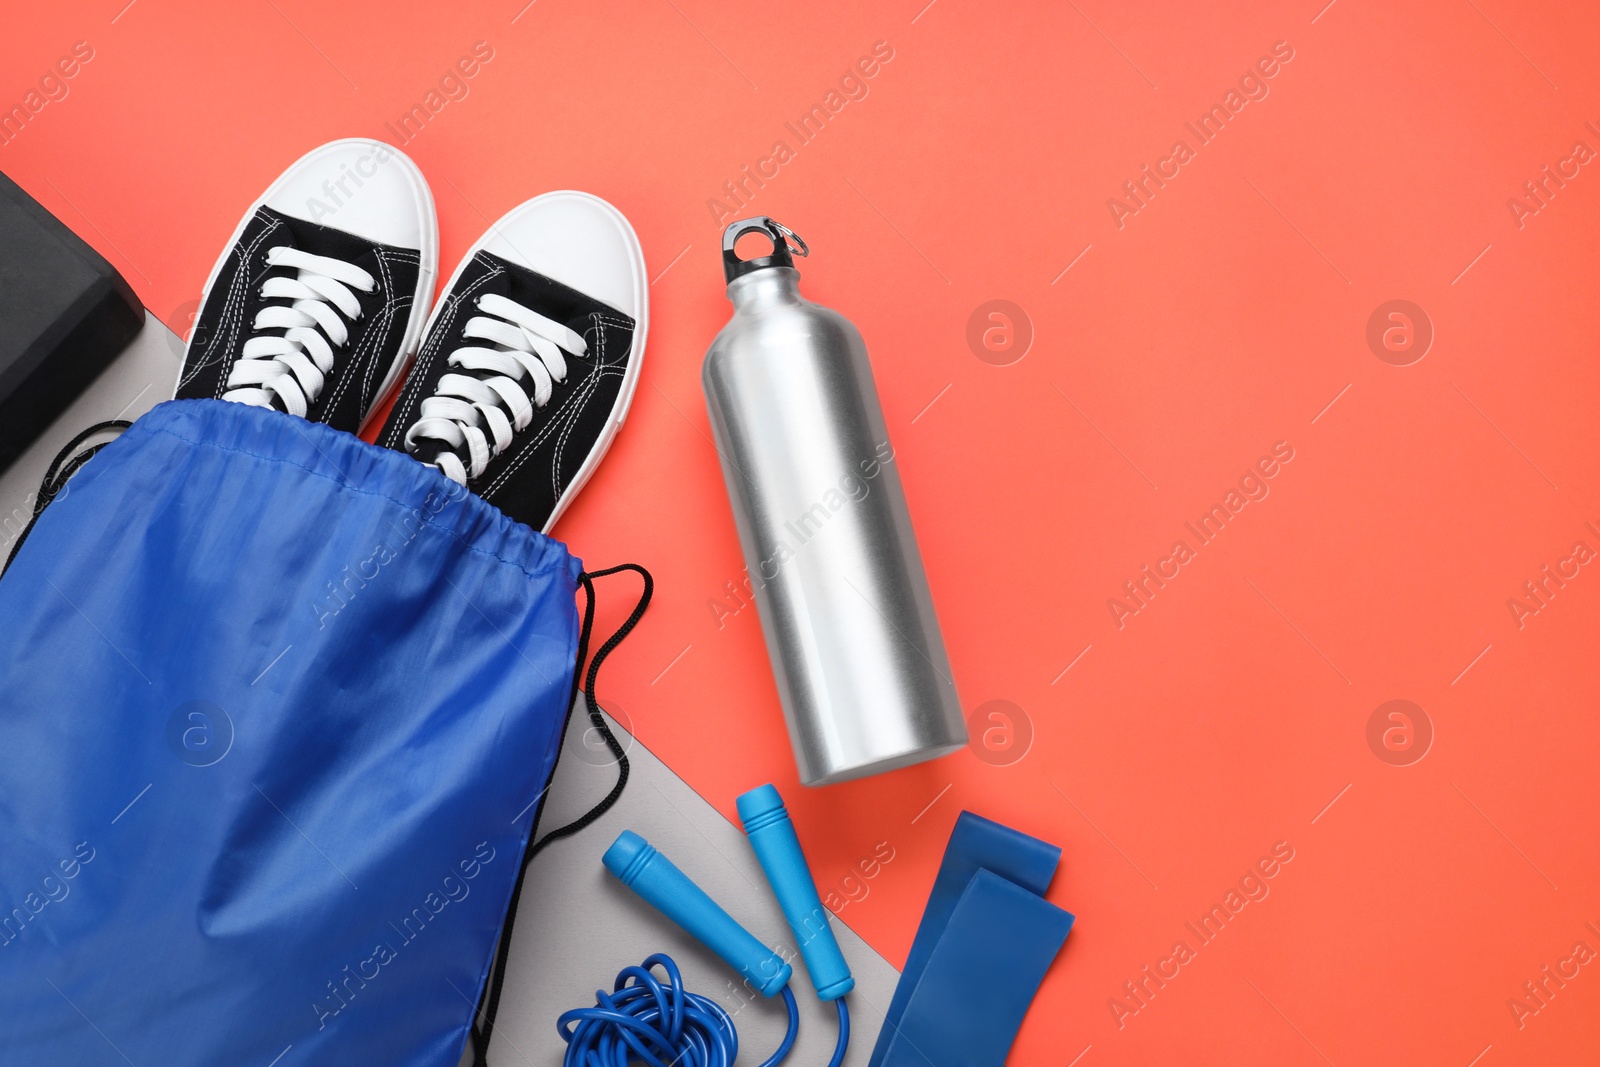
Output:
[[722, 217, 808, 284]]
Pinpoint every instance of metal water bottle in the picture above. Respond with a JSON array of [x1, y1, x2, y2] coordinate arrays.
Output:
[[702, 217, 966, 786]]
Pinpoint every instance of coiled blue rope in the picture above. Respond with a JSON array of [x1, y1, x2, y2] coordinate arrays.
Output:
[[558, 954, 799, 1067]]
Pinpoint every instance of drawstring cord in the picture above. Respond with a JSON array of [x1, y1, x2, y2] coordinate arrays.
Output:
[[2, 420, 131, 576], [471, 562, 654, 1065]]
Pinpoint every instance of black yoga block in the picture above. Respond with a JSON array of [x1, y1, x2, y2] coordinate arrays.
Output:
[[0, 171, 143, 473]]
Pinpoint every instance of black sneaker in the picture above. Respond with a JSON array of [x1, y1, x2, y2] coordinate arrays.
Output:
[[376, 191, 647, 533], [175, 138, 438, 434]]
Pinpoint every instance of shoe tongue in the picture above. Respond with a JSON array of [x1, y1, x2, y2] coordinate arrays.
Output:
[[474, 251, 629, 359], [256, 207, 402, 318], [262, 205, 390, 264], [254, 208, 376, 327]]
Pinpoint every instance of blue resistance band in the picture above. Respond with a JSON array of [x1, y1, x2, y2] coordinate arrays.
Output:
[[868, 811, 1074, 1067]]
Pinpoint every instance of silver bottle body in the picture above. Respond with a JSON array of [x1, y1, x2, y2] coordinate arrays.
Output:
[[702, 266, 966, 785]]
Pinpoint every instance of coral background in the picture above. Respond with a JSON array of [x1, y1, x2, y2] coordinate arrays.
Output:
[[5, 1, 1598, 1062]]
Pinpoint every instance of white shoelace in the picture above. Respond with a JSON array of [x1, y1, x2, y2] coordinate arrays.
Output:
[[222, 246, 376, 416], [404, 293, 588, 484]]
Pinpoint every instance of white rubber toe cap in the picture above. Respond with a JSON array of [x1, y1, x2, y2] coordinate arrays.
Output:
[[479, 191, 645, 318], [263, 138, 435, 252]]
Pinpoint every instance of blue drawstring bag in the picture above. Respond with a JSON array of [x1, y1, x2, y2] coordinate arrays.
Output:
[[0, 399, 646, 1066]]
